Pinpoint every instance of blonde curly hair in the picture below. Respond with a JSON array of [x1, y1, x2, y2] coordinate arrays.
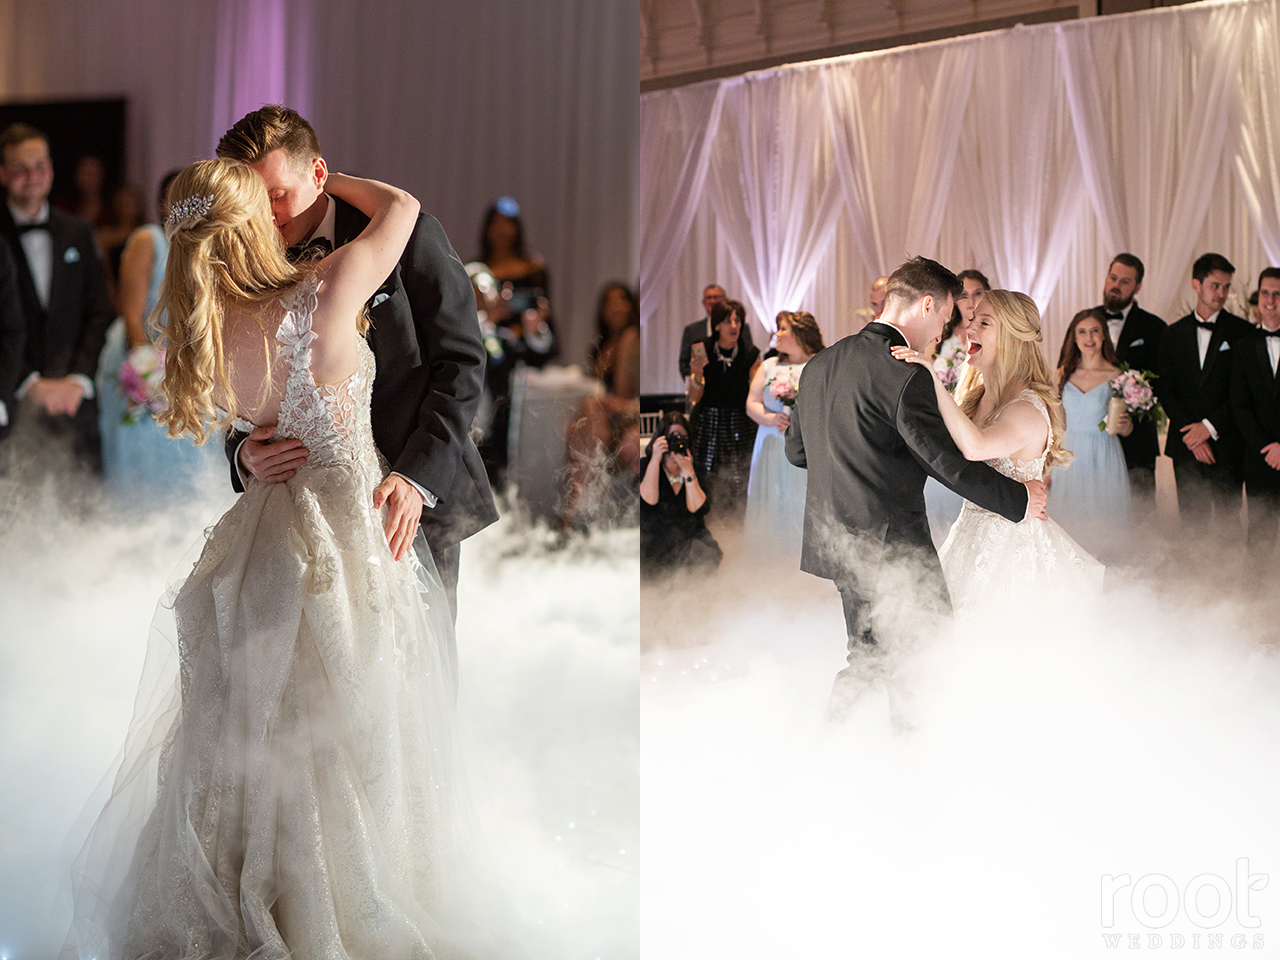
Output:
[[152, 158, 302, 443], [953, 289, 1073, 472]]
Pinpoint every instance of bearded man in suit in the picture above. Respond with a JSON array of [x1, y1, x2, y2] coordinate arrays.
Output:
[[1095, 253, 1165, 512], [216, 107, 498, 646], [0, 123, 113, 472]]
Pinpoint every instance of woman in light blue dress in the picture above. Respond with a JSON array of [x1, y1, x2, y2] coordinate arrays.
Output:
[[744, 311, 825, 557], [97, 172, 220, 502], [1048, 308, 1132, 558]]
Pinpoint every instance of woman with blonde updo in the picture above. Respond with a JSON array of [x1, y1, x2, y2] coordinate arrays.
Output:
[[71, 159, 518, 957], [892, 289, 1103, 614]]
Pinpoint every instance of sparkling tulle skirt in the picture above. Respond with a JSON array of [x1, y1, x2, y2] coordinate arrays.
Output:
[[64, 460, 519, 960], [938, 500, 1105, 618]]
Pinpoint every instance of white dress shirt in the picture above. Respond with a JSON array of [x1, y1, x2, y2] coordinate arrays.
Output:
[[1105, 302, 1133, 348], [1193, 309, 1221, 440], [1265, 326, 1280, 376]]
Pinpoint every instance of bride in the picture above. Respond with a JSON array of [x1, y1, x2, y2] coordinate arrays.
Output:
[[893, 289, 1103, 614], [65, 161, 517, 959]]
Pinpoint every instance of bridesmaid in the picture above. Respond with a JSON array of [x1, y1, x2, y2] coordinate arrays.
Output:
[[1049, 308, 1133, 558], [96, 171, 220, 503], [743, 310, 825, 556]]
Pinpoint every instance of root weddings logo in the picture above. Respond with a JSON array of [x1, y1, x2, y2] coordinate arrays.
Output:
[[1101, 860, 1268, 950]]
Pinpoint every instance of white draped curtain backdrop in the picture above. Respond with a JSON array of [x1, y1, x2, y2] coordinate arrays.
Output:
[[640, 0, 1280, 394], [0, 0, 637, 368]]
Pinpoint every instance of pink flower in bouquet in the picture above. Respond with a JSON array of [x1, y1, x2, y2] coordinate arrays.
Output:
[[1102, 365, 1164, 429], [118, 345, 167, 424], [769, 378, 798, 406]]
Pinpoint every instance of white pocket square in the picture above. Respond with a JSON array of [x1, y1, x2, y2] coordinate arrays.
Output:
[[63, 247, 80, 263], [371, 293, 389, 307], [1220, 342, 1231, 352], [1130, 338, 1145, 347]]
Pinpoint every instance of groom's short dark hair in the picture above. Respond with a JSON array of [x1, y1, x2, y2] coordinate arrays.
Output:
[[216, 105, 322, 168], [884, 257, 962, 311]]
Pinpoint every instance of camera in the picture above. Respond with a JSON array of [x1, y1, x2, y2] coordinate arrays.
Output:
[[666, 433, 689, 456]]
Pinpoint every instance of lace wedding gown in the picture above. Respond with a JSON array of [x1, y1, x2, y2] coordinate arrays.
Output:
[[67, 278, 518, 960], [937, 391, 1104, 616]]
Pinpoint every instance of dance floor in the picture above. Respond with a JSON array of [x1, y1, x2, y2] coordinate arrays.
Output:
[[0, 474, 638, 960], [642, 520, 1280, 959]]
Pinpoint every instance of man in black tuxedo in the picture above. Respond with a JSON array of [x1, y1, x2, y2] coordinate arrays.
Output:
[[1096, 253, 1165, 509], [0, 123, 112, 471], [0, 242, 25, 451], [1156, 253, 1254, 536], [677, 283, 754, 382], [785, 257, 1044, 696], [1230, 267, 1280, 556], [216, 106, 498, 638]]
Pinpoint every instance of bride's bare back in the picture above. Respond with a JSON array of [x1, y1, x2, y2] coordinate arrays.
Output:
[[219, 271, 364, 429]]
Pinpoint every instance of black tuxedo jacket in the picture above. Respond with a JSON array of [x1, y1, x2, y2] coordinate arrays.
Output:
[[784, 321, 1028, 583], [0, 205, 112, 384], [1104, 303, 1165, 470], [228, 197, 498, 551], [0, 242, 25, 435], [1156, 309, 1254, 472], [678, 314, 754, 379], [1230, 328, 1280, 491]]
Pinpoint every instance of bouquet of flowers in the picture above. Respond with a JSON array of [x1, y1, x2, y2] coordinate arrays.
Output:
[[1097, 365, 1165, 433], [119, 344, 167, 425], [933, 339, 968, 392], [768, 375, 798, 408]]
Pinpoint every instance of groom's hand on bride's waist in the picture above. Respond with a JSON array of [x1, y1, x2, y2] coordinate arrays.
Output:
[[1023, 479, 1048, 521], [240, 425, 310, 483]]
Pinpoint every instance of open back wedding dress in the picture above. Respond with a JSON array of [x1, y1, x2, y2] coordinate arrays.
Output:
[[65, 276, 518, 960]]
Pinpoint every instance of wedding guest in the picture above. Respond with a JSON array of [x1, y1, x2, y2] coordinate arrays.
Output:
[[1157, 253, 1253, 537], [678, 282, 753, 381], [0, 242, 23, 454], [0, 123, 113, 473], [869, 275, 889, 320], [924, 269, 990, 542], [929, 268, 989, 362], [98, 182, 145, 306], [1049, 308, 1132, 557], [96, 170, 218, 502], [1094, 253, 1165, 515], [564, 282, 642, 524], [689, 298, 760, 515], [63, 154, 109, 228], [474, 195, 557, 489], [744, 310, 825, 555], [640, 411, 721, 575], [1230, 267, 1280, 557]]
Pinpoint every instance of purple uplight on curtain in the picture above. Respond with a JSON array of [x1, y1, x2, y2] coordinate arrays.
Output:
[[210, 0, 311, 151]]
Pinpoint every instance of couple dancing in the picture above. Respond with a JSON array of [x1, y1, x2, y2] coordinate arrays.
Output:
[[64, 108, 519, 959], [786, 257, 1102, 704]]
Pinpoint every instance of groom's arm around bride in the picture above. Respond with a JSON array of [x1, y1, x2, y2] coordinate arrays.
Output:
[[784, 257, 1044, 657]]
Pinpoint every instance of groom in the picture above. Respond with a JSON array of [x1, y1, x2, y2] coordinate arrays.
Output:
[[786, 257, 1045, 693], [216, 106, 498, 638]]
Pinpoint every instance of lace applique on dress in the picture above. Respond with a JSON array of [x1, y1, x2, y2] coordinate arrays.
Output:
[[272, 275, 379, 472]]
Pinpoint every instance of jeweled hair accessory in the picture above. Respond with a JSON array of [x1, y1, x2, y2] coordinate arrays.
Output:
[[165, 194, 214, 236]]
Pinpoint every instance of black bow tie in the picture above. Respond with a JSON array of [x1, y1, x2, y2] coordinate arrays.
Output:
[[1262, 328, 1280, 338], [16, 220, 49, 234], [286, 236, 333, 262], [1196, 319, 1216, 331], [1104, 311, 1123, 321]]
